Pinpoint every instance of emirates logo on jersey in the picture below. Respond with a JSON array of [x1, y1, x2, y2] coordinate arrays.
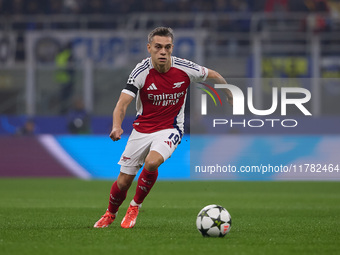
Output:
[[147, 91, 185, 106]]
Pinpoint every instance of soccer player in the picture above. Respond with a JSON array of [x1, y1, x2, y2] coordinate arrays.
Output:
[[94, 27, 232, 229]]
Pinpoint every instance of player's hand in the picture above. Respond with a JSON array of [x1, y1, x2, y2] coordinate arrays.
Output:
[[109, 127, 123, 141], [226, 91, 233, 106]]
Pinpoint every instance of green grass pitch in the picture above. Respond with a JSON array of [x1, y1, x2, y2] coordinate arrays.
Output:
[[0, 179, 339, 255]]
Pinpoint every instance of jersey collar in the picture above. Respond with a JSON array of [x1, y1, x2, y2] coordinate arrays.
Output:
[[149, 57, 154, 69]]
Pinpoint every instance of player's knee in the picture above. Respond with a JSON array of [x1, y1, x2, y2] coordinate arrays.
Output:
[[144, 158, 162, 171], [117, 173, 134, 191], [117, 181, 131, 191]]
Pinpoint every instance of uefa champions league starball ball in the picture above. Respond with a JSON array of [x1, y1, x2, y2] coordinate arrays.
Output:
[[196, 204, 232, 237]]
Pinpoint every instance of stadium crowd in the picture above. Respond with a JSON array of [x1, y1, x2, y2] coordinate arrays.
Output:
[[0, 0, 335, 15], [1, 0, 337, 62]]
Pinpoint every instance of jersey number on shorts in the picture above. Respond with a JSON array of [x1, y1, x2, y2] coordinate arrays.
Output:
[[168, 133, 180, 145]]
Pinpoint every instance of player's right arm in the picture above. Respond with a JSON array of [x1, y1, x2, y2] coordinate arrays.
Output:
[[110, 58, 148, 141], [110, 92, 134, 141]]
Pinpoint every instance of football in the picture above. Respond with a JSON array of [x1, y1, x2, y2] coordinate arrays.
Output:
[[196, 204, 232, 237]]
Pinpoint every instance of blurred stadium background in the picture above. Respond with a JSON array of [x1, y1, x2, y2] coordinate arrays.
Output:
[[0, 0, 339, 179]]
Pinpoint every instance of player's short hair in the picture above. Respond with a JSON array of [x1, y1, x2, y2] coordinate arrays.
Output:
[[148, 27, 174, 44]]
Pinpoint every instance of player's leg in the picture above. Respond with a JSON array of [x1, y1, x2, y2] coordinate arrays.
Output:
[[95, 129, 150, 228], [132, 150, 163, 204], [121, 151, 163, 229], [108, 171, 135, 213], [121, 129, 181, 228], [135, 129, 181, 203], [94, 169, 137, 228]]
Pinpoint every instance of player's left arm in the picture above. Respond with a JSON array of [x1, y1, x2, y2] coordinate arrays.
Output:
[[207, 69, 233, 106]]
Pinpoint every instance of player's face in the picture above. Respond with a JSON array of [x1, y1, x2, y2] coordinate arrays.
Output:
[[147, 35, 173, 68]]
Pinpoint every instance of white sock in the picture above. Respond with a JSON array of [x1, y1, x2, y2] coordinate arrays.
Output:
[[130, 199, 142, 208]]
